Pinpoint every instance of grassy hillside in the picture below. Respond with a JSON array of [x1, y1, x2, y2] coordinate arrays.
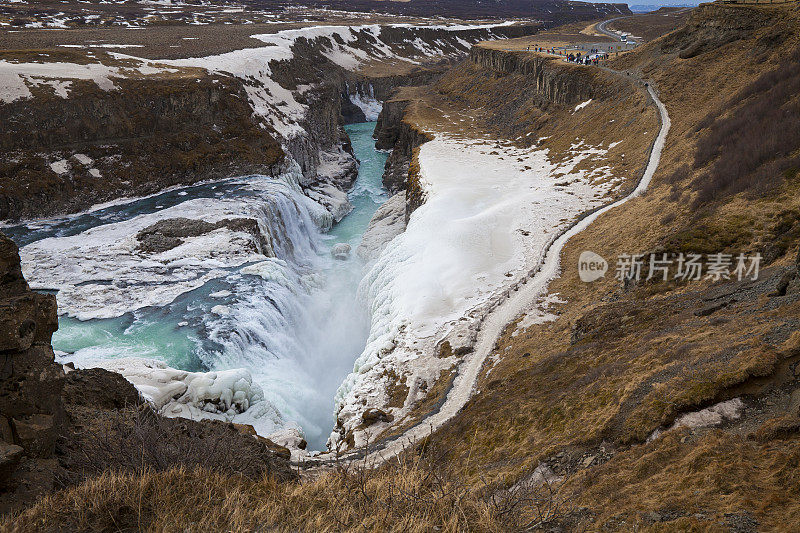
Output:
[[423, 2, 800, 530]]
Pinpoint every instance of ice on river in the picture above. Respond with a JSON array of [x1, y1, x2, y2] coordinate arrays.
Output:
[[21, 164, 331, 321]]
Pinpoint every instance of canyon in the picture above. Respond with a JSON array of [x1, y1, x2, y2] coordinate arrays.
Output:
[[2, 0, 800, 530]]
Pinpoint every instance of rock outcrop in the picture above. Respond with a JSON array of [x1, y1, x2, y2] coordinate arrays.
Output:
[[0, 232, 64, 514], [373, 100, 433, 193], [57, 367, 296, 487], [357, 191, 408, 262], [136, 217, 272, 255]]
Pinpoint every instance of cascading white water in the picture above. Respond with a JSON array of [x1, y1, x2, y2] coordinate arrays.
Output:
[[9, 122, 388, 450]]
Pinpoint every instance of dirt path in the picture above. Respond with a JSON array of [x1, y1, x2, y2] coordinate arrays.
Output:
[[303, 82, 671, 469]]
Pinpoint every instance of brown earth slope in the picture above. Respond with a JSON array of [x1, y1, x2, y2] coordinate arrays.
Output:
[[421, 3, 800, 530]]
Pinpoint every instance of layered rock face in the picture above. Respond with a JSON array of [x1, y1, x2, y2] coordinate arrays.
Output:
[[468, 47, 598, 106], [0, 71, 284, 221], [0, 233, 64, 513], [373, 99, 432, 194]]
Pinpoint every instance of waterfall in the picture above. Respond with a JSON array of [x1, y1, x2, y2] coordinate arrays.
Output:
[[10, 122, 388, 451]]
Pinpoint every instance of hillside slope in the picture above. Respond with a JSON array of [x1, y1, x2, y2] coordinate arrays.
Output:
[[421, 3, 800, 530]]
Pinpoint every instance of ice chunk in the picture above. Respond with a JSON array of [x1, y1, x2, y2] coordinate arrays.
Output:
[[87, 357, 287, 437]]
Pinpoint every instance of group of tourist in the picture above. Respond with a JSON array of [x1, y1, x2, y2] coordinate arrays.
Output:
[[564, 51, 609, 66], [523, 44, 613, 66]]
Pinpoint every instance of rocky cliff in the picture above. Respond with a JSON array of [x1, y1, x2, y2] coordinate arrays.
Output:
[[0, 233, 63, 514], [468, 46, 600, 106], [373, 98, 433, 195], [0, 62, 285, 221]]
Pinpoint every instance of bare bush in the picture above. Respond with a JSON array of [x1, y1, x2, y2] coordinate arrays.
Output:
[[57, 405, 292, 487]]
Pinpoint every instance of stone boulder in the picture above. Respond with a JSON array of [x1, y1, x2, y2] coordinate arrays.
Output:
[[331, 243, 352, 260], [62, 367, 142, 410]]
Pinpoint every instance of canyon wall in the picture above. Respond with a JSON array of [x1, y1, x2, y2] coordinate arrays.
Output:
[[0, 233, 63, 513], [468, 47, 600, 106], [373, 99, 432, 194], [0, 69, 284, 221], [0, 23, 543, 223]]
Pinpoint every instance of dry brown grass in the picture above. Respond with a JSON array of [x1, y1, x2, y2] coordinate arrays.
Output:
[[607, 8, 691, 43], [569, 430, 800, 530], [2, 447, 574, 533]]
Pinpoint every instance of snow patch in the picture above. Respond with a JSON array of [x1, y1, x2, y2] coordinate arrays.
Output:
[[73, 153, 93, 166], [49, 159, 70, 175], [574, 99, 592, 112], [0, 58, 178, 103], [512, 293, 564, 336], [674, 398, 745, 430]]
